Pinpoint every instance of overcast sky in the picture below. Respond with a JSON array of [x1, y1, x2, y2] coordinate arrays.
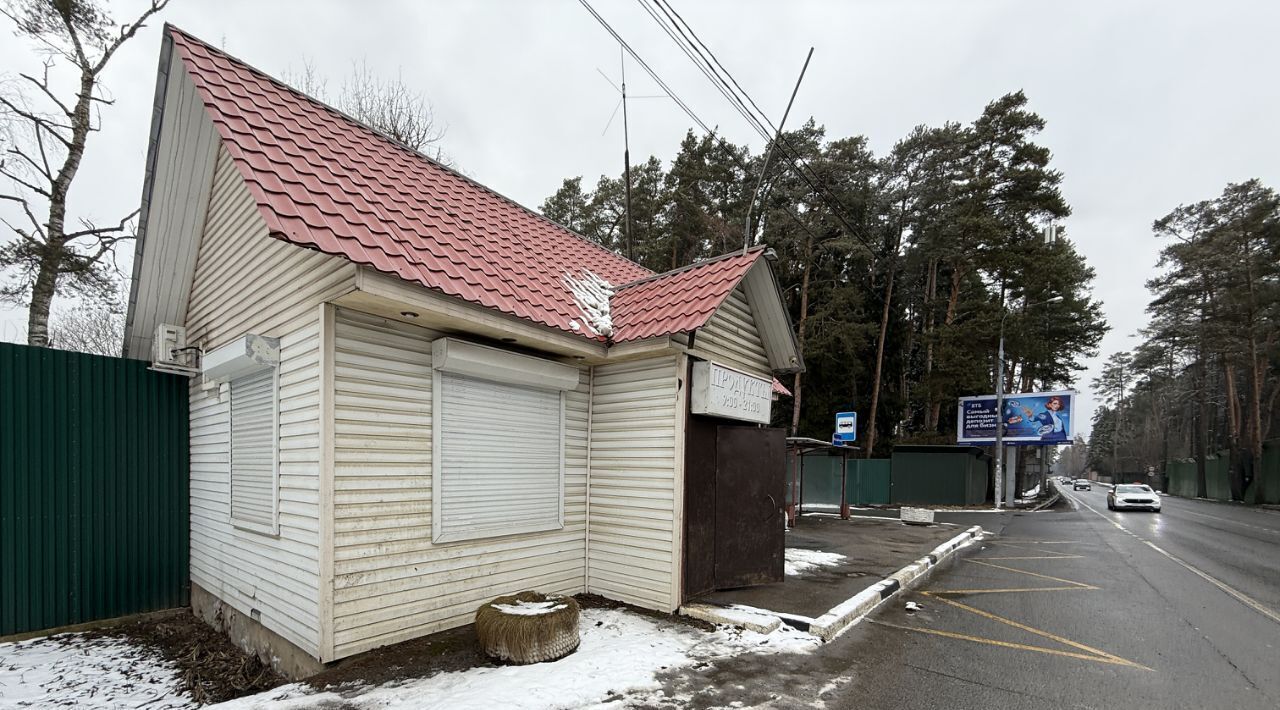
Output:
[[2, 0, 1278, 436]]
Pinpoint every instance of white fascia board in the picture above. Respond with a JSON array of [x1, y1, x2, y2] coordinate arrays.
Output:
[[431, 337, 580, 391], [740, 260, 804, 373], [203, 333, 281, 382]]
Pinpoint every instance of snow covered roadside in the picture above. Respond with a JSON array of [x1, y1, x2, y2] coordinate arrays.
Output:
[[211, 607, 819, 710], [0, 633, 192, 709], [785, 548, 847, 576]]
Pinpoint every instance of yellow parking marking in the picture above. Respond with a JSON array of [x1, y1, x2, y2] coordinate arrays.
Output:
[[984, 555, 1085, 560], [936, 586, 1091, 595], [871, 619, 1148, 669], [879, 545, 1152, 671], [965, 560, 1098, 589], [911, 593, 1152, 671], [992, 540, 1078, 544], [987, 541, 1081, 558]]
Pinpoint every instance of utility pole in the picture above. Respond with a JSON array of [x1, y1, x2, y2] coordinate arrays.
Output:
[[743, 48, 813, 253], [1112, 358, 1126, 483], [993, 295, 1062, 507], [995, 324, 1007, 507]]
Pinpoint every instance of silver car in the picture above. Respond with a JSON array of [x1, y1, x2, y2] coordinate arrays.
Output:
[[1108, 484, 1161, 512]]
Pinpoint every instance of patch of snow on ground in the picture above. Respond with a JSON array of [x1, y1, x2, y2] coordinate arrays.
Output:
[[785, 547, 848, 576], [0, 633, 192, 709], [212, 607, 818, 710], [490, 600, 568, 616]]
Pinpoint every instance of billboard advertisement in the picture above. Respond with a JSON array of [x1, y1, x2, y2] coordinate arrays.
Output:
[[956, 390, 1076, 445]]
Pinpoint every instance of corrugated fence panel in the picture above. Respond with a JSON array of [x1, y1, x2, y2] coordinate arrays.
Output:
[[0, 342, 189, 636]]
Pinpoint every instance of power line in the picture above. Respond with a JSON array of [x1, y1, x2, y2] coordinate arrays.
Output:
[[577, 0, 715, 137], [635, 0, 772, 141], [577, 0, 884, 305], [635, 0, 879, 257]]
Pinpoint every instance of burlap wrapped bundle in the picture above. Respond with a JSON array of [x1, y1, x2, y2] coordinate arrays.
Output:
[[475, 591, 581, 664]]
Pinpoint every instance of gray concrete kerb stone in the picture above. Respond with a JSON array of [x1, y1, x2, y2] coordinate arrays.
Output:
[[677, 524, 985, 643]]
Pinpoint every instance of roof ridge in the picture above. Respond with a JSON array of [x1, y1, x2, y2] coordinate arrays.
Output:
[[164, 24, 652, 278], [614, 246, 765, 291]]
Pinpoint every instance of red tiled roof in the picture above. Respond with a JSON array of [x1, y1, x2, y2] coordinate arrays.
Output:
[[611, 249, 764, 342], [168, 26, 653, 340]]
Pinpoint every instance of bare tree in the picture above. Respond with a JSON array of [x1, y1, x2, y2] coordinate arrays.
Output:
[[284, 57, 450, 166], [0, 0, 169, 347], [48, 282, 123, 355]]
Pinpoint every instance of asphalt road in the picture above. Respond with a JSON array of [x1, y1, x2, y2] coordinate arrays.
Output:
[[652, 487, 1280, 709]]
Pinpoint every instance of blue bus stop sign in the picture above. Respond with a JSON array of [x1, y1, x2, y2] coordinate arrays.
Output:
[[834, 411, 857, 443]]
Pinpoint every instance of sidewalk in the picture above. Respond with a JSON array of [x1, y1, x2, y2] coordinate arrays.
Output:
[[693, 515, 970, 621]]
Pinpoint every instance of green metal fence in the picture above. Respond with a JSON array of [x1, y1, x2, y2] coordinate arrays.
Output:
[[790, 455, 892, 509], [1, 342, 189, 636], [890, 445, 991, 506], [848, 459, 891, 505], [1167, 441, 1280, 504]]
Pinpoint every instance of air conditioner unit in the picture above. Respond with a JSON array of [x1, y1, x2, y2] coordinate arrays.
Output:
[[151, 323, 200, 376]]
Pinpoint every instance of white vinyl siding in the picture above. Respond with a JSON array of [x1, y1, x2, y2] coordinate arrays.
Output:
[[693, 285, 772, 379], [434, 373, 564, 543], [189, 319, 322, 657], [587, 356, 682, 612], [229, 367, 279, 533], [124, 50, 220, 359], [330, 308, 589, 659], [185, 143, 356, 659]]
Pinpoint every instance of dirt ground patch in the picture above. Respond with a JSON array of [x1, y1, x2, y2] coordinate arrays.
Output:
[[306, 622, 495, 691], [89, 610, 286, 705], [576, 593, 714, 632]]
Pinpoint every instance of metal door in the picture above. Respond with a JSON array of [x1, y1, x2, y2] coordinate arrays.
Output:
[[713, 425, 786, 588]]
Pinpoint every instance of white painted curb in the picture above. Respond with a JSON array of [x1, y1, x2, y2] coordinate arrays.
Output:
[[808, 524, 984, 641], [679, 603, 782, 634]]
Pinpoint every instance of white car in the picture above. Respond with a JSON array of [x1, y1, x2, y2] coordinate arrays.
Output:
[[1108, 484, 1161, 512]]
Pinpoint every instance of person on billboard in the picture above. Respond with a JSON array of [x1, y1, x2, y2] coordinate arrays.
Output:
[[1031, 396, 1067, 440]]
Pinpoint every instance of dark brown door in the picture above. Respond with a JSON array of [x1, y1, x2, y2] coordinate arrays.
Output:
[[713, 425, 786, 588]]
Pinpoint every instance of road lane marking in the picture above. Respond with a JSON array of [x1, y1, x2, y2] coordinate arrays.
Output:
[[1071, 494, 1280, 626], [1171, 507, 1280, 534]]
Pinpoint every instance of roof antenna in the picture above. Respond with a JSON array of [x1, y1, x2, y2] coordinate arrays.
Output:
[[743, 47, 814, 255], [598, 47, 665, 263]]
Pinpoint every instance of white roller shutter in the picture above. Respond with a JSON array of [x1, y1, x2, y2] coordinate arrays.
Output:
[[230, 366, 278, 533], [434, 371, 564, 543]]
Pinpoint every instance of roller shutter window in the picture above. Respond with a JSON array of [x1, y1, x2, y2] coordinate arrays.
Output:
[[435, 372, 564, 543], [229, 366, 278, 534]]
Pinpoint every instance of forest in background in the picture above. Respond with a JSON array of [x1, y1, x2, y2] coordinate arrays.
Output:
[[540, 91, 1109, 457], [1090, 180, 1280, 499]]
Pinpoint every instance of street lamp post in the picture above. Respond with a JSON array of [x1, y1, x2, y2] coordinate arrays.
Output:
[[993, 295, 1063, 508], [994, 313, 1010, 508]]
